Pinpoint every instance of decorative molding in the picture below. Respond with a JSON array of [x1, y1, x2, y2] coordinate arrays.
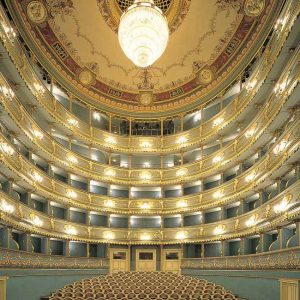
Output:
[[4, 0, 285, 116], [181, 247, 300, 270], [0, 248, 109, 269]]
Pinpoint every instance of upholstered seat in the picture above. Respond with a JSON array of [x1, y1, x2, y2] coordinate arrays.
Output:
[[49, 272, 238, 300]]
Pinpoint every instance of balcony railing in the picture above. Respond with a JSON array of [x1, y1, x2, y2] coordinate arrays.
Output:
[[181, 247, 300, 270], [0, 179, 299, 244], [0, 247, 109, 269], [0, 0, 298, 153], [0, 112, 299, 215], [0, 40, 299, 186]]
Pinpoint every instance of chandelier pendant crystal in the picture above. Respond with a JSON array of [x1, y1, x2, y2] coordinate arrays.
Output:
[[118, 0, 169, 68]]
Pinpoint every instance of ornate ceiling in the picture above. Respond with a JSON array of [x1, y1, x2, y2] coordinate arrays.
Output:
[[9, 0, 281, 115]]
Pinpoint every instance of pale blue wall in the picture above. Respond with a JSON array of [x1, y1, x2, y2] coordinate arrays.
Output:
[[164, 216, 181, 228], [70, 210, 86, 224], [0, 269, 108, 300], [184, 214, 201, 226], [90, 214, 107, 226], [182, 269, 300, 300]]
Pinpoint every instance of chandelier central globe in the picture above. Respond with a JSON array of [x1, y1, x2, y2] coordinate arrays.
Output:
[[118, 0, 169, 68]]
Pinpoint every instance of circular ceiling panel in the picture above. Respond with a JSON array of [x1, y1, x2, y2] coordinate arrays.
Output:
[[9, 0, 281, 116]]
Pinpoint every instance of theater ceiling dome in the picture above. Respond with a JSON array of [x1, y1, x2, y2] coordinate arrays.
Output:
[[10, 0, 280, 116]]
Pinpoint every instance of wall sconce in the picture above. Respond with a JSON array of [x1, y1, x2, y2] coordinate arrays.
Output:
[[0, 142, 14, 156], [65, 225, 77, 235], [213, 117, 224, 127], [29, 214, 43, 227], [0, 86, 15, 99], [67, 118, 79, 127], [32, 129, 44, 140], [105, 168, 116, 177], [32, 171, 43, 183], [140, 141, 152, 148], [67, 153, 78, 164], [0, 199, 14, 214], [66, 190, 77, 199], [104, 199, 115, 208], [274, 197, 290, 213], [245, 172, 256, 182], [273, 140, 289, 155], [212, 155, 223, 164], [214, 225, 225, 235], [176, 136, 187, 144], [176, 168, 187, 177], [140, 172, 151, 181], [105, 136, 117, 145], [213, 190, 223, 199], [33, 83, 45, 94]]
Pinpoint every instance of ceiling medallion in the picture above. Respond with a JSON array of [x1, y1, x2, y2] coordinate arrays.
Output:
[[244, 0, 265, 17], [26, 1, 48, 24], [77, 68, 96, 86], [118, 0, 169, 68], [138, 91, 155, 106], [196, 67, 216, 86], [97, 0, 191, 34], [137, 69, 155, 106]]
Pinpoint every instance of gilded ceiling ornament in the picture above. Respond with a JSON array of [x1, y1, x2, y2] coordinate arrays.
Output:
[[45, 0, 74, 18], [77, 68, 95, 86], [27, 1, 48, 24], [234, 219, 240, 230], [17, 204, 23, 218], [197, 67, 215, 85], [244, 0, 265, 17], [11, 0, 281, 113], [216, 0, 242, 12], [265, 204, 271, 218], [199, 227, 204, 236], [139, 92, 154, 106], [137, 69, 155, 106], [50, 218, 54, 229]]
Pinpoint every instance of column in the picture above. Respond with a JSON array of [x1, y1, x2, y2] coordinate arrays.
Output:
[[180, 115, 184, 132], [0, 277, 8, 300], [41, 237, 50, 255], [200, 244, 205, 258], [88, 106, 92, 126], [87, 243, 90, 258], [221, 241, 229, 257], [63, 240, 70, 256], [0, 228, 10, 248], [19, 233, 31, 252], [69, 92, 73, 112], [109, 114, 112, 133]]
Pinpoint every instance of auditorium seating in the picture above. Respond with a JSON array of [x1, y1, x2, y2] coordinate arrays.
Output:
[[48, 272, 239, 300]]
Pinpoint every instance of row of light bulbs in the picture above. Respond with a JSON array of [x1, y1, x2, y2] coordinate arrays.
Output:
[[0, 194, 292, 240], [1, 80, 289, 174]]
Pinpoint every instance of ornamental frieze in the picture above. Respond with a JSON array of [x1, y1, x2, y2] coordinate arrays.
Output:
[[5, 0, 281, 114]]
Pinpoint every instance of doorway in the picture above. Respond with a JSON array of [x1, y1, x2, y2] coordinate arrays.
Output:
[[136, 249, 156, 271], [161, 249, 181, 274], [110, 249, 130, 274]]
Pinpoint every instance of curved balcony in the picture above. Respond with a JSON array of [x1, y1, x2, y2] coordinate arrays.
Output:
[[0, 2, 297, 153], [181, 247, 300, 270], [0, 179, 299, 244], [0, 116, 299, 215], [0, 247, 109, 269], [0, 47, 299, 187]]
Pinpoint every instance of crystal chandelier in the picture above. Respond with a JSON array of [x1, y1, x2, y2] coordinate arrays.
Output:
[[118, 0, 169, 68]]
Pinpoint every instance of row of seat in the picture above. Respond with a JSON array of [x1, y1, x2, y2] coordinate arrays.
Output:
[[48, 272, 238, 299]]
